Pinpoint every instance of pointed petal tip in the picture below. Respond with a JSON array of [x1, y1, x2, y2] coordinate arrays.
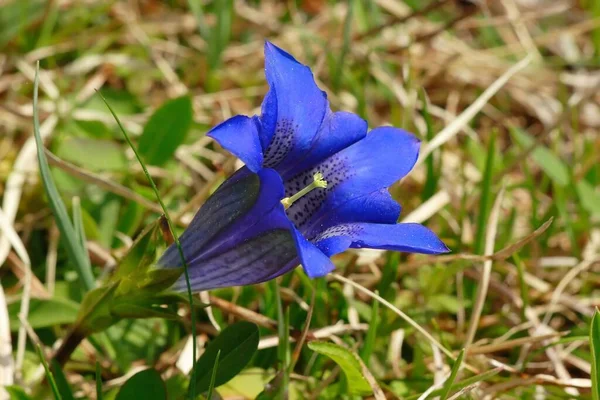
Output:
[[264, 40, 296, 64], [422, 231, 451, 254]]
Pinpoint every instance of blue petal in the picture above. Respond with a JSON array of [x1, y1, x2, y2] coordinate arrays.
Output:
[[315, 223, 450, 257], [291, 228, 336, 278], [173, 219, 299, 291], [260, 41, 328, 170], [303, 189, 401, 240], [259, 86, 277, 150], [279, 111, 367, 180], [207, 115, 263, 172], [285, 126, 420, 235], [158, 167, 284, 270]]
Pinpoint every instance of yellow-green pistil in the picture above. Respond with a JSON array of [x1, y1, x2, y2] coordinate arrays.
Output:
[[281, 172, 328, 209]]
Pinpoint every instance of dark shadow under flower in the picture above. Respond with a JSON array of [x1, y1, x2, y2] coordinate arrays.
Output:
[[158, 41, 449, 291]]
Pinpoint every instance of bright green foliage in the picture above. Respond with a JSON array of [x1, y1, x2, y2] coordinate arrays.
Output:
[[138, 96, 193, 166], [308, 341, 373, 396], [189, 321, 260, 394]]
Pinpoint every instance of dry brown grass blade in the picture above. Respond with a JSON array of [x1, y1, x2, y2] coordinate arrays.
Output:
[[329, 273, 455, 360], [399, 217, 553, 271], [208, 295, 279, 331], [0, 283, 14, 391], [0, 206, 31, 381], [418, 56, 532, 165], [467, 332, 562, 355]]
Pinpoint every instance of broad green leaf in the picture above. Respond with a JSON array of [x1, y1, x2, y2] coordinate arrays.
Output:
[[9, 298, 78, 330], [165, 374, 188, 400], [72, 120, 111, 139], [511, 128, 570, 186], [189, 321, 260, 394], [577, 180, 600, 216], [84, 88, 143, 115], [115, 369, 167, 400], [591, 309, 600, 400], [138, 96, 193, 166], [54, 137, 127, 172], [308, 341, 373, 395], [219, 368, 275, 399]]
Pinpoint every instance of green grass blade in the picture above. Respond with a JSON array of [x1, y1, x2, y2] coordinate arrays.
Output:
[[360, 295, 379, 366], [512, 253, 529, 319], [439, 349, 465, 400], [37, 345, 62, 400], [72, 196, 91, 269], [420, 89, 438, 201], [186, 0, 208, 38], [405, 367, 501, 400], [273, 279, 290, 396], [95, 361, 103, 400], [591, 309, 600, 400], [205, 350, 221, 400], [474, 130, 496, 254], [96, 90, 198, 400], [50, 360, 75, 400], [32, 63, 95, 291], [332, 0, 353, 91]]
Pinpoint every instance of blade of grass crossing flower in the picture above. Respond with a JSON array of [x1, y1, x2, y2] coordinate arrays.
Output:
[[439, 349, 465, 400], [206, 350, 221, 400], [32, 63, 95, 292], [95, 361, 103, 400], [37, 345, 61, 400], [591, 309, 600, 400], [360, 295, 379, 367], [95, 90, 198, 400]]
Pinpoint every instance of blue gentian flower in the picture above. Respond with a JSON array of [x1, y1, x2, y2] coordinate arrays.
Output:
[[159, 42, 449, 291]]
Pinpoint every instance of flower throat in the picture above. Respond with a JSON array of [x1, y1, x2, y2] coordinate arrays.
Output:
[[281, 172, 328, 210]]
